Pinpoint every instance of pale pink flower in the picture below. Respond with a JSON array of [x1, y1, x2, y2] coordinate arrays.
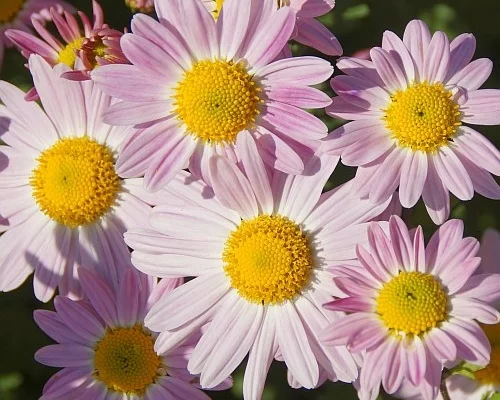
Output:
[[322, 216, 500, 400], [0, 0, 73, 69], [92, 0, 333, 191], [201, 0, 342, 56], [124, 136, 397, 399], [0, 55, 155, 302], [323, 19, 500, 225], [34, 268, 231, 399], [6, 0, 128, 81], [396, 228, 500, 400]]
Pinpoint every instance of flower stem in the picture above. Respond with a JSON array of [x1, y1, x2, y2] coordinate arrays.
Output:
[[440, 370, 451, 400]]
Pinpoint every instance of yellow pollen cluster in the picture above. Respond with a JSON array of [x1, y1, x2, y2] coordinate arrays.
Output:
[[173, 59, 262, 144], [384, 82, 462, 152], [0, 0, 24, 23], [94, 325, 162, 393], [223, 215, 313, 305], [475, 323, 500, 385], [30, 136, 120, 228], [376, 271, 448, 336], [125, 0, 154, 13], [58, 37, 85, 68]]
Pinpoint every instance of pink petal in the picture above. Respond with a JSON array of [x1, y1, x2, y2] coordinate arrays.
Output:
[[433, 147, 473, 200], [381, 30, 415, 83], [267, 84, 331, 109], [462, 89, 500, 125], [399, 151, 428, 208], [259, 56, 334, 86], [294, 17, 342, 56], [218, 0, 251, 60], [446, 33, 476, 81], [245, 7, 296, 71], [421, 158, 450, 225], [447, 58, 492, 91], [276, 302, 319, 388], [370, 47, 407, 92], [209, 155, 258, 219], [423, 31, 450, 83], [331, 75, 390, 110], [35, 344, 92, 367], [369, 148, 406, 204], [402, 20, 431, 80], [236, 131, 273, 214]]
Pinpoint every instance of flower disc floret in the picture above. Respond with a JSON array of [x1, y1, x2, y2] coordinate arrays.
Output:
[[30, 136, 120, 228], [0, 0, 24, 23], [376, 271, 448, 335], [223, 215, 313, 305], [384, 82, 461, 152], [58, 37, 85, 68], [94, 325, 161, 393], [475, 323, 500, 385], [173, 59, 262, 144]]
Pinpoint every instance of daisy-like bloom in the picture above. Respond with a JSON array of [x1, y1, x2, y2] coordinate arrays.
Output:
[[126, 0, 154, 14], [201, 0, 342, 56], [124, 134, 396, 399], [92, 0, 333, 191], [321, 216, 500, 400], [323, 19, 500, 224], [6, 1, 128, 81], [0, 0, 73, 69], [35, 268, 231, 399], [0, 55, 153, 302]]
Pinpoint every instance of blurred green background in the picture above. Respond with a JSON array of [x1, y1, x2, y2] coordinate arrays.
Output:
[[0, 0, 499, 399]]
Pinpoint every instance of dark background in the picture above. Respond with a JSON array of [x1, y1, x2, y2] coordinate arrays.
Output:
[[0, 0, 499, 399]]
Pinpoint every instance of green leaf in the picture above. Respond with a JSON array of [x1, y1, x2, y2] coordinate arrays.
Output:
[[488, 392, 500, 400], [342, 4, 370, 21], [449, 361, 487, 380]]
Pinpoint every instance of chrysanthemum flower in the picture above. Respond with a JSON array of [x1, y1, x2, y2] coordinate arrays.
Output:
[[0, 0, 73, 69], [91, 0, 333, 191], [124, 135, 396, 398], [201, 0, 342, 56], [0, 55, 153, 302], [323, 19, 500, 224], [125, 0, 154, 14], [322, 216, 500, 400], [6, 0, 128, 81], [35, 268, 231, 399]]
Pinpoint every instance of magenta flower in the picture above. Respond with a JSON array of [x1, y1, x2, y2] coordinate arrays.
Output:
[[6, 0, 128, 81], [0, 56, 153, 301], [322, 216, 500, 400], [324, 19, 500, 224], [0, 0, 73, 69], [35, 268, 231, 399], [201, 0, 342, 56], [92, 0, 333, 191]]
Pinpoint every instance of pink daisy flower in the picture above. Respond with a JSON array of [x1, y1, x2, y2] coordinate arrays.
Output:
[[0, 0, 73, 69], [322, 216, 500, 400], [323, 19, 500, 224], [35, 268, 231, 399], [0, 55, 153, 302], [91, 0, 333, 191], [124, 134, 396, 398], [6, 1, 128, 81], [201, 0, 342, 56]]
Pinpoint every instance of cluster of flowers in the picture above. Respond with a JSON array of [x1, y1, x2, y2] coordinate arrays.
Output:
[[0, 0, 499, 399]]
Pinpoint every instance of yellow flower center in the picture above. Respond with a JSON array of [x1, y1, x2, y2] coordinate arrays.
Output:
[[384, 82, 462, 152], [94, 325, 162, 394], [125, 0, 154, 13], [173, 59, 262, 144], [376, 272, 448, 336], [58, 37, 85, 68], [30, 136, 120, 228], [223, 215, 313, 305], [0, 0, 25, 23], [475, 323, 500, 385]]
